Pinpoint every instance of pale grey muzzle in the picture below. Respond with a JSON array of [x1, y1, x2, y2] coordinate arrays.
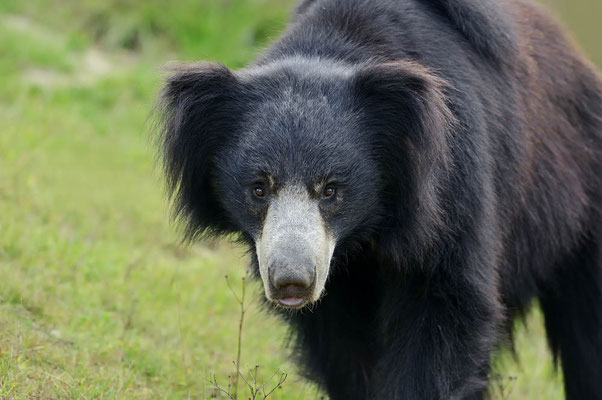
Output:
[[255, 185, 336, 305]]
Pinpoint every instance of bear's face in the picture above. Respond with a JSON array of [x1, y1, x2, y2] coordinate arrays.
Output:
[[157, 58, 452, 309], [212, 60, 383, 307]]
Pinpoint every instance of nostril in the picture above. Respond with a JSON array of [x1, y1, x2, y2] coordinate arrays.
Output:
[[273, 276, 311, 290], [271, 265, 314, 290]]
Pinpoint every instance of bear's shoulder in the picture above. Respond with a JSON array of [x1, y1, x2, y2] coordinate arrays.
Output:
[[294, 0, 518, 65]]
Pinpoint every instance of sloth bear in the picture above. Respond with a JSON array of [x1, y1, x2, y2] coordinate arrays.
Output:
[[154, 0, 602, 398]]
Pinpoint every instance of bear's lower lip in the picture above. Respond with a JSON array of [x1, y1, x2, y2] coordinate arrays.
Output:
[[277, 297, 304, 307]]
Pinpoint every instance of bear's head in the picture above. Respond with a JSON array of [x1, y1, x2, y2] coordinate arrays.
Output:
[[155, 57, 453, 309]]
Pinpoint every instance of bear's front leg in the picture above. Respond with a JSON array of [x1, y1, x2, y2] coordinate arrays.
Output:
[[372, 258, 502, 400]]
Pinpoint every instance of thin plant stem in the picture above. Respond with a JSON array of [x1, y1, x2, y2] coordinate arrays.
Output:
[[226, 275, 246, 400]]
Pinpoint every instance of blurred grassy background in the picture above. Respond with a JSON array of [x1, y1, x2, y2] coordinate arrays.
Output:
[[0, 0, 599, 398]]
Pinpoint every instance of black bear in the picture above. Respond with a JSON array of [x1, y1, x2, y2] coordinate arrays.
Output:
[[154, 0, 602, 398]]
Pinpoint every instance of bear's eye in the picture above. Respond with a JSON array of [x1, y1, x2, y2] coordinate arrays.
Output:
[[253, 184, 266, 198], [323, 185, 336, 199]]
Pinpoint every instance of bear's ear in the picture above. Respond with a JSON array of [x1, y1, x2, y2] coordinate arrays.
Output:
[[155, 62, 242, 239], [352, 61, 455, 264], [353, 61, 453, 162]]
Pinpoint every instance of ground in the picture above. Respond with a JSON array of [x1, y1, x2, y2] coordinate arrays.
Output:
[[0, 0, 599, 398]]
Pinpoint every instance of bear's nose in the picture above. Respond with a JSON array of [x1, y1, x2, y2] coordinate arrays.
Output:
[[270, 261, 314, 290], [268, 256, 315, 308]]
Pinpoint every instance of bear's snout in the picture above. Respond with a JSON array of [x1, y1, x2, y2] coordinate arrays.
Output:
[[255, 185, 336, 308]]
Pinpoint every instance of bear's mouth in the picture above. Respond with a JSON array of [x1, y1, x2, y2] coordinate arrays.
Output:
[[276, 296, 305, 308], [271, 283, 313, 309]]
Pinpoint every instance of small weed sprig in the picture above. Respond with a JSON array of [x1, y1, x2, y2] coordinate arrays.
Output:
[[491, 373, 517, 399], [207, 276, 287, 399]]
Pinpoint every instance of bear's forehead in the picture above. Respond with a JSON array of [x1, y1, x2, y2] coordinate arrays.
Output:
[[234, 110, 363, 164], [229, 136, 356, 178], [239, 85, 360, 146], [218, 118, 369, 186]]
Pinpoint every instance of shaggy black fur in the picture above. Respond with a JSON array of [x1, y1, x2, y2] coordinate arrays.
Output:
[[154, 0, 602, 398]]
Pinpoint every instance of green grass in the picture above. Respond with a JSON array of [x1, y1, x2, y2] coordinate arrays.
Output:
[[0, 0, 598, 398]]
